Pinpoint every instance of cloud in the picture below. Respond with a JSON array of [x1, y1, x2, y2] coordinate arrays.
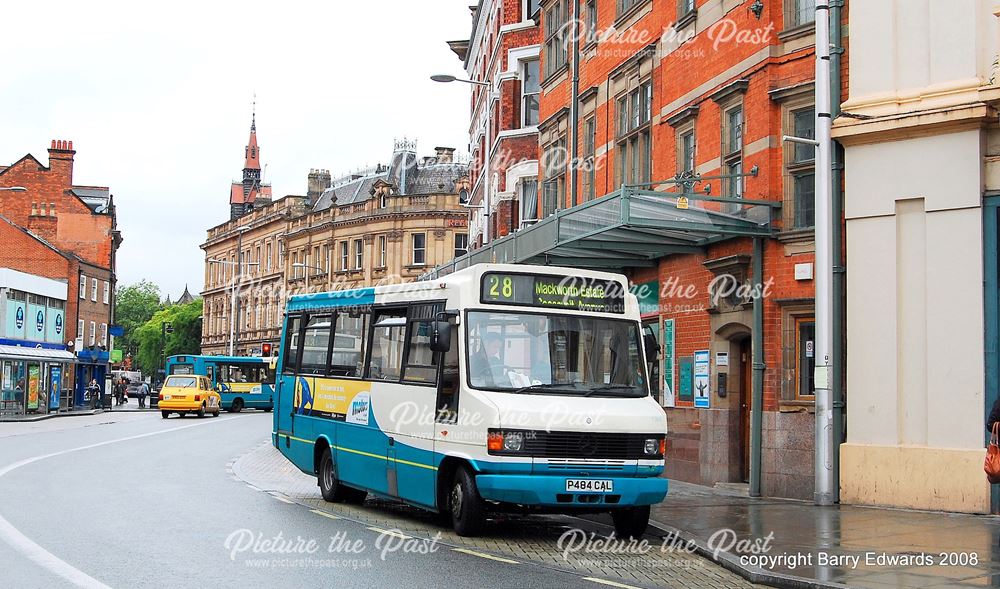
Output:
[[0, 0, 473, 298]]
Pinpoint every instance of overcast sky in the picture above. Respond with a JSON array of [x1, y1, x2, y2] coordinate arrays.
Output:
[[0, 0, 473, 300]]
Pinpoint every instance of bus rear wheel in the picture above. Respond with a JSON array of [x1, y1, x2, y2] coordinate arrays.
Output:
[[317, 447, 351, 503], [231, 398, 244, 413], [611, 505, 650, 539], [449, 467, 486, 537]]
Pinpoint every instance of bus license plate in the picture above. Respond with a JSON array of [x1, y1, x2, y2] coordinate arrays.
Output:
[[566, 479, 613, 493]]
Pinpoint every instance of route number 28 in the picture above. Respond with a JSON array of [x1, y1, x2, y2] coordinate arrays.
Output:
[[488, 275, 515, 300]]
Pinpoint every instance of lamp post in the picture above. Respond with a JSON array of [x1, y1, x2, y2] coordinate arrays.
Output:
[[207, 225, 253, 356], [292, 262, 325, 292], [159, 321, 173, 386], [431, 73, 493, 246]]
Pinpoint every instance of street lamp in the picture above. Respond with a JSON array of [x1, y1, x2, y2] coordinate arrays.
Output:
[[207, 225, 253, 356], [292, 262, 326, 292], [0, 186, 27, 192], [159, 322, 173, 386], [431, 73, 493, 246]]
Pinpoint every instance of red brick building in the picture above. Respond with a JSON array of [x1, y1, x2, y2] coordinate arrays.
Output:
[[529, 0, 849, 499], [448, 0, 542, 247], [0, 139, 120, 407]]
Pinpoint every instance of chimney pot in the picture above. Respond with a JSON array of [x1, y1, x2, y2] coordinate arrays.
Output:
[[68, 141, 73, 150], [50, 140, 56, 149]]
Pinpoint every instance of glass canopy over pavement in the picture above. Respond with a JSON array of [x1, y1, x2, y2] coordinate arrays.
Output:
[[426, 187, 779, 277]]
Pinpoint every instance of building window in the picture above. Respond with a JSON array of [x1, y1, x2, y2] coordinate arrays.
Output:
[[586, 0, 597, 37], [378, 236, 387, 268], [89, 321, 96, 346], [454, 233, 469, 259], [412, 233, 426, 266], [679, 130, 696, 174], [78, 319, 84, 341], [542, 136, 566, 215], [616, 0, 644, 17], [616, 81, 652, 186], [525, 0, 540, 19], [583, 117, 596, 201], [354, 239, 363, 270], [723, 105, 744, 208], [786, 0, 816, 28], [543, 0, 569, 79], [79, 276, 86, 299], [789, 106, 816, 228], [91, 279, 98, 302], [519, 178, 539, 227], [521, 59, 540, 127], [265, 242, 272, 272], [103, 281, 110, 305], [340, 242, 349, 272], [678, 0, 695, 17], [380, 193, 387, 208], [795, 317, 816, 398], [100, 323, 107, 346]]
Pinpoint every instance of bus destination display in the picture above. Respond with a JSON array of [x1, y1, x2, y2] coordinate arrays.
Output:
[[481, 273, 624, 313]]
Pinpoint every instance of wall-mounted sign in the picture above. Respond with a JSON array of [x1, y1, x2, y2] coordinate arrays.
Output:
[[663, 319, 675, 408], [716, 352, 729, 367], [694, 349, 710, 408], [15, 307, 23, 330]]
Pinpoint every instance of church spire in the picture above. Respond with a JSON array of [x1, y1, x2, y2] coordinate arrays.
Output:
[[244, 104, 261, 172]]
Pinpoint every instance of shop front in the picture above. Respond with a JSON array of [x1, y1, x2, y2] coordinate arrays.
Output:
[[74, 347, 110, 408], [0, 344, 75, 416]]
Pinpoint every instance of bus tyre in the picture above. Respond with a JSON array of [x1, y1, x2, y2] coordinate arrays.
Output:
[[611, 505, 650, 539], [318, 447, 350, 503], [198, 404, 206, 418], [232, 398, 244, 413], [161, 411, 170, 419], [450, 467, 486, 537], [264, 407, 272, 413]]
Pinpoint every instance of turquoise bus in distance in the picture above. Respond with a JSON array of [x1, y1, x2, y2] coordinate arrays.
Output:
[[165, 355, 275, 412]]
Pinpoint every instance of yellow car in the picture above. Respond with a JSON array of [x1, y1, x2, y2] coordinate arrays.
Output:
[[159, 375, 221, 419]]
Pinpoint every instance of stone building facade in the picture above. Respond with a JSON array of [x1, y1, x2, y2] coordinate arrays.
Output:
[[201, 136, 470, 357]]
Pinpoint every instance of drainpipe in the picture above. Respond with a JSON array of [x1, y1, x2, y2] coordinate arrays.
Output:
[[569, 0, 581, 207], [829, 0, 845, 504], [750, 237, 765, 497]]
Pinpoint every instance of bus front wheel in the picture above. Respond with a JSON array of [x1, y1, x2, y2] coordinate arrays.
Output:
[[611, 505, 650, 539], [449, 467, 486, 537]]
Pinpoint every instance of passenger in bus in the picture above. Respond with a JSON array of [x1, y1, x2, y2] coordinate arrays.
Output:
[[480, 333, 506, 387]]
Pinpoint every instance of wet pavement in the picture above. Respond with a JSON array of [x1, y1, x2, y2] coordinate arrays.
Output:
[[651, 480, 1000, 588]]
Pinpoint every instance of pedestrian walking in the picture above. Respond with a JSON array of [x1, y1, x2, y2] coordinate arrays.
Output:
[[139, 381, 150, 409], [87, 379, 101, 410]]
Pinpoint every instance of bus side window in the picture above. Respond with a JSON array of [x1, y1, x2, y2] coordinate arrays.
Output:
[[300, 315, 332, 375], [436, 318, 459, 423], [330, 310, 368, 378], [282, 316, 303, 375], [368, 309, 407, 381], [402, 303, 444, 384]]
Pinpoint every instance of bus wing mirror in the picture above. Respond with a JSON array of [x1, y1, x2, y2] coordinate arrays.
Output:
[[643, 334, 660, 361], [430, 321, 452, 353]]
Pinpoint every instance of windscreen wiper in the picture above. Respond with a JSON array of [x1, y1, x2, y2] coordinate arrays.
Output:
[[511, 383, 578, 395], [582, 384, 642, 397]]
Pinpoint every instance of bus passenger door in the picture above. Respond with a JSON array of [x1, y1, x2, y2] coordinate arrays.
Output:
[[275, 316, 302, 438]]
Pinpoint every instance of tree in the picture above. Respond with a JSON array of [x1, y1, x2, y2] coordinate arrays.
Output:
[[115, 281, 162, 358], [134, 299, 203, 377]]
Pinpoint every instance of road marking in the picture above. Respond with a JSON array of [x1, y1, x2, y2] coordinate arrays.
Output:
[[269, 493, 294, 504], [310, 509, 341, 520], [582, 578, 642, 589], [0, 416, 236, 588], [452, 548, 519, 564], [366, 526, 412, 539]]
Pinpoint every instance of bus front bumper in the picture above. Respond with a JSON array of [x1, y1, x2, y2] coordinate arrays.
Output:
[[474, 474, 668, 507]]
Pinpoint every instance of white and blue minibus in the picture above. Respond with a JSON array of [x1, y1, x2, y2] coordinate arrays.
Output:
[[272, 264, 668, 537]]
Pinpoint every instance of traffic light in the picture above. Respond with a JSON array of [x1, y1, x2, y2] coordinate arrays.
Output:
[[261, 343, 273, 356]]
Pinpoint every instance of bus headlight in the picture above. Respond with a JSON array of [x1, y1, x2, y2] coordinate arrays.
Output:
[[503, 432, 524, 452], [644, 438, 659, 455]]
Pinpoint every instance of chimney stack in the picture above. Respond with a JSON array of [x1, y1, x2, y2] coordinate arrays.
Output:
[[48, 138, 76, 183], [434, 147, 456, 163], [306, 168, 332, 208]]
